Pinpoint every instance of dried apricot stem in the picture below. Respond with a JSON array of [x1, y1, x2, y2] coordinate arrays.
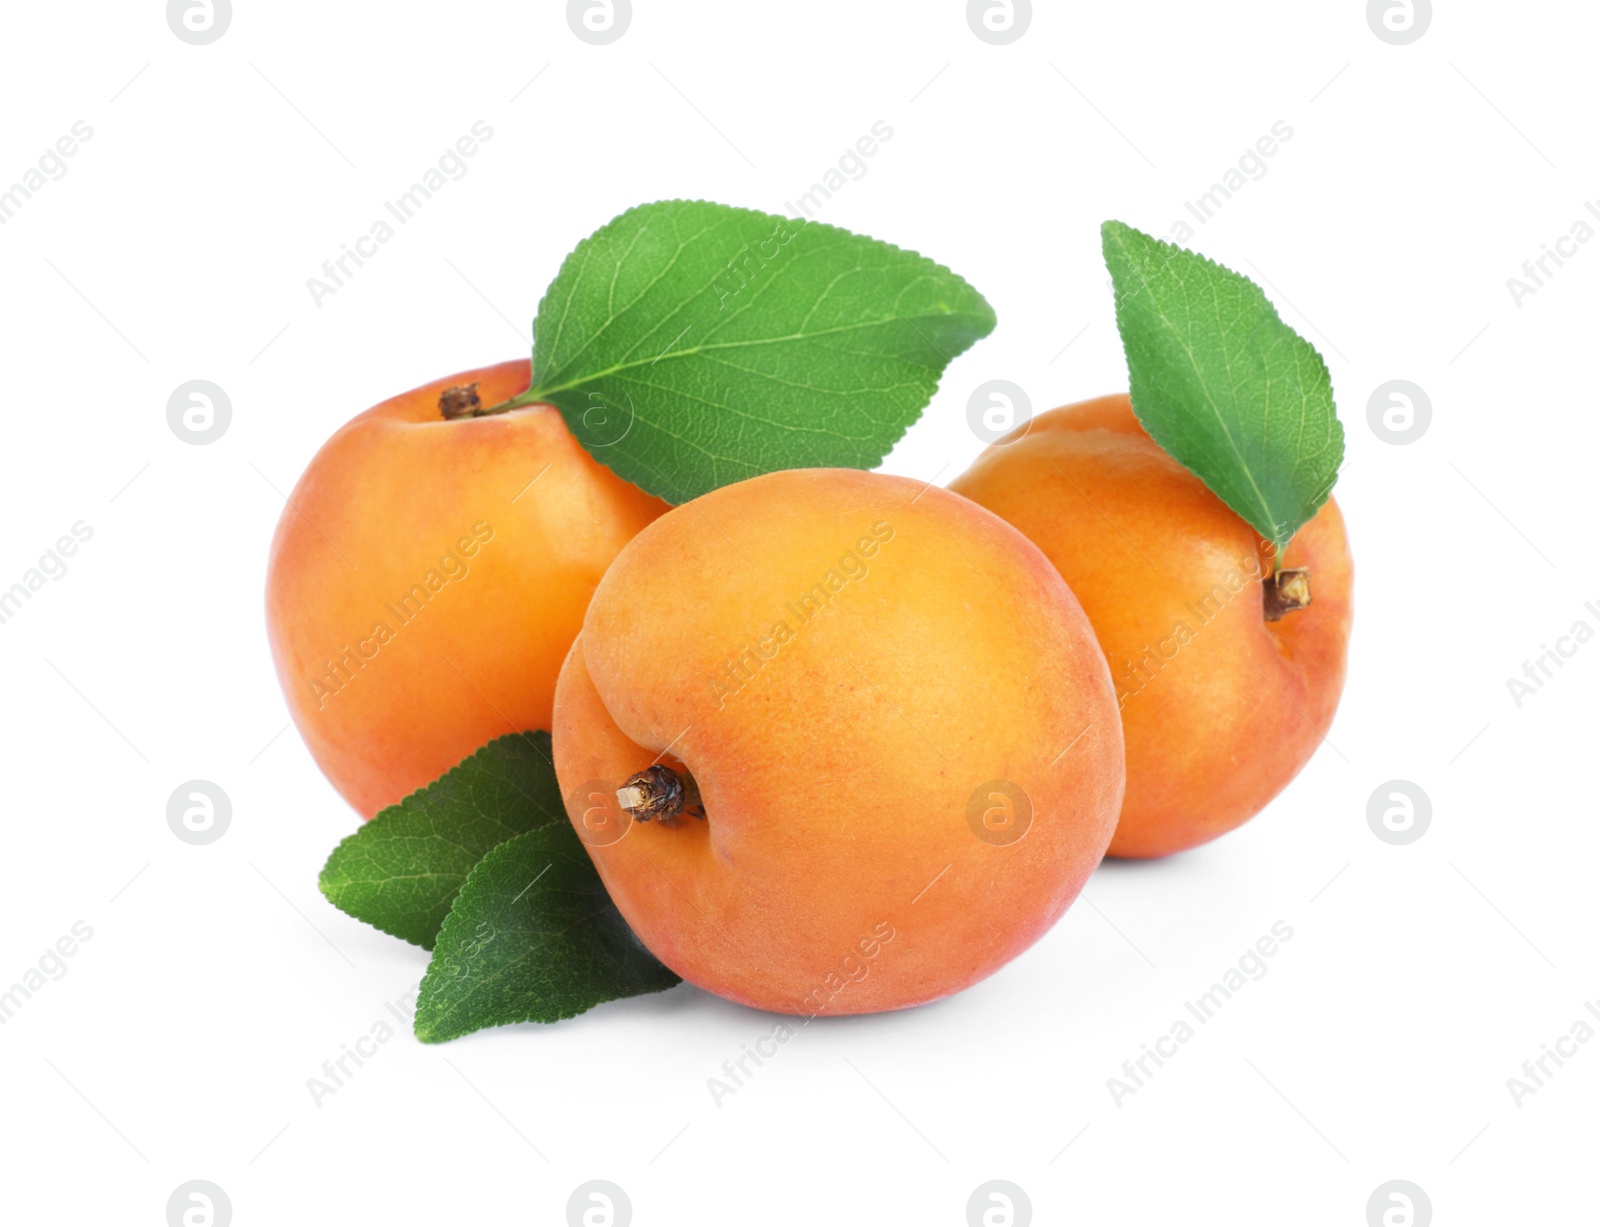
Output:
[[438, 383, 482, 420], [437, 384, 544, 421], [616, 765, 704, 824], [1263, 568, 1312, 622]]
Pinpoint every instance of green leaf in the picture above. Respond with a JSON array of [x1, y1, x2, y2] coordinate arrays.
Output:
[[318, 733, 563, 950], [1101, 220, 1344, 556], [526, 199, 997, 503], [413, 825, 680, 1042]]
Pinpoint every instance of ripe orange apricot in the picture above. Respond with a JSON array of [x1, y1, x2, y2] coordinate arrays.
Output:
[[266, 359, 668, 817], [949, 394, 1353, 859], [551, 468, 1124, 1015]]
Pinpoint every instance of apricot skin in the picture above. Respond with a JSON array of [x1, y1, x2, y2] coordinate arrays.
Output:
[[949, 395, 1353, 859], [552, 468, 1125, 1016], [266, 359, 668, 818]]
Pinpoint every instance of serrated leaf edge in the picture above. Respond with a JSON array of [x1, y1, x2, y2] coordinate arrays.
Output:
[[1101, 219, 1344, 554], [411, 832, 680, 1043], [526, 198, 997, 504], [317, 731, 560, 950]]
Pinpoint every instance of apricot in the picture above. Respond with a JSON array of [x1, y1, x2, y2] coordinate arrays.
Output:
[[949, 395, 1353, 858], [266, 359, 668, 817], [551, 468, 1124, 1015]]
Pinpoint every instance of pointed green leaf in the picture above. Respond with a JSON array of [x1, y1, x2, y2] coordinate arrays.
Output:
[[1101, 220, 1344, 555], [318, 733, 562, 949], [413, 825, 680, 1042], [527, 199, 997, 503]]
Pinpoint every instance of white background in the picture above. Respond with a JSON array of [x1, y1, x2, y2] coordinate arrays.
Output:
[[1, 2, 1595, 1224]]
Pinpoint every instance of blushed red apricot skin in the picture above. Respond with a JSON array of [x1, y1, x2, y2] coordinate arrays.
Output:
[[949, 395, 1353, 859], [265, 359, 668, 817], [552, 468, 1125, 1016]]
